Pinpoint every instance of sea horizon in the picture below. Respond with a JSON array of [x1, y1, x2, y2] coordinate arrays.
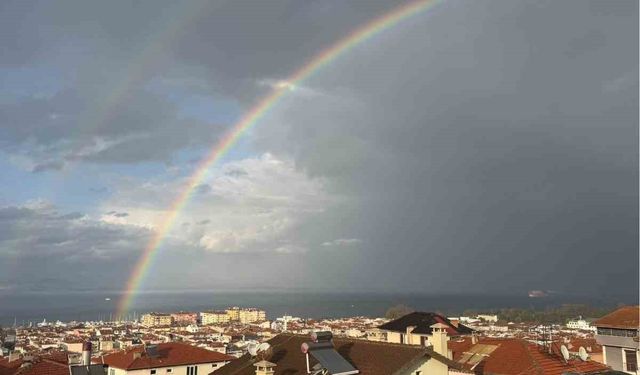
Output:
[[0, 289, 634, 326]]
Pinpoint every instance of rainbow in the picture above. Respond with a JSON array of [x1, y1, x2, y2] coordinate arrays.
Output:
[[116, 0, 440, 318]]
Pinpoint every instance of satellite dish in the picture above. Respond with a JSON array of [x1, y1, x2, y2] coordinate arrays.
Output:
[[560, 345, 570, 361], [578, 346, 588, 361], [256, 343, 272, 360], [247, 343, 258, 357]]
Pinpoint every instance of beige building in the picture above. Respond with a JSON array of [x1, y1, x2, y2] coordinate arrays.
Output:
[[238, 309, 266, 323], [141, 313, 173, 327], [223, 307, 266, 323], [201, 311, 231, 325]]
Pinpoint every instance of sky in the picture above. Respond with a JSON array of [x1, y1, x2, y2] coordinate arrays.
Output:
[[0, 0, 637, 299]]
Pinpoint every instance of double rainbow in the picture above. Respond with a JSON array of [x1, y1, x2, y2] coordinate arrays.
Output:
[[116, 0, 440, 318]]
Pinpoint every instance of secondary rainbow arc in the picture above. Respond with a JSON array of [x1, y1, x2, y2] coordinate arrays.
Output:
[[116, 0, 440, 318]]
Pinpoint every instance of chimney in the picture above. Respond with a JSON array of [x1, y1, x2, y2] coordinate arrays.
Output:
[[253, 360, 276, 375], [472, 333, 478, 345], [405, 326, 416, 345], [82, 341, 92, 366], [430, 323, 449, 358]]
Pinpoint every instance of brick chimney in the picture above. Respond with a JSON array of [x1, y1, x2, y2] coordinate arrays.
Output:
[[254, 360, 276, 375], [430, 323, 449, 357]]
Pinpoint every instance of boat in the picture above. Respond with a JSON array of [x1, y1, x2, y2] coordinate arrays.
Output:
[[528, 290, 548, 298]]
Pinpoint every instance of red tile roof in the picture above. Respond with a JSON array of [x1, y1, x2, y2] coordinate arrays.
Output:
[[594, 305, 639, 329], [449, 337, 609, 375], [0, 352, 70, 375], [214, 333, 462, 375], [98, 343, 234, 370]]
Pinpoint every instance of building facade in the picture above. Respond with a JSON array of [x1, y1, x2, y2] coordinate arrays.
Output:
[[171, 312, 198, 325], [141, 313, 173, 327], [201, 312, 230, 325], [238, 309, 266, 324], [594, 305, 639, 374]]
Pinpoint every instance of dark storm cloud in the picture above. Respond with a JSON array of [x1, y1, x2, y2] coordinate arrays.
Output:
[[253, 0, 638, 297]]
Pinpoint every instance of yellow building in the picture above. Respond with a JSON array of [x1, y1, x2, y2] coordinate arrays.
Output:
[[141, 313, 173, 327], [238, 308, 266, 323], [225, 307, 240, 321], [201, 311, 231, 325]]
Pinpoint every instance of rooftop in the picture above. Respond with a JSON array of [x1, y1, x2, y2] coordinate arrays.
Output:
[[96, 343, 234, 370], [449, 337, 610, 375], [593, 305, 639, 329], [378, 312, 474, 336], [214, 333, 460, 375]]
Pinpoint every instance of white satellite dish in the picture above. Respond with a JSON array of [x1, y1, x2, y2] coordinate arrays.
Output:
[[578, 346, 588, 361], [560, 345, 570, 361], [256, 342, 272, 361], [247, 343, 258, 357], [257, 343, 271, 353]]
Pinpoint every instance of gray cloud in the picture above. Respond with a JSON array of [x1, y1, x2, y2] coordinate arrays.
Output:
[[252, 0, 638, 296], [0, 202, 151, 291]]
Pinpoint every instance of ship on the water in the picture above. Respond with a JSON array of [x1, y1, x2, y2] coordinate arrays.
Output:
[[528, 290, 548, 298]]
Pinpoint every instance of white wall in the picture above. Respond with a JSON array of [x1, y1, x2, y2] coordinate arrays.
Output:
[[108, 361, 230, 375]]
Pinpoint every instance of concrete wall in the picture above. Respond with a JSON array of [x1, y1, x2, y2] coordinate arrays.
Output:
[[604, 346, 624, 372], [398, 357, 447, 375]]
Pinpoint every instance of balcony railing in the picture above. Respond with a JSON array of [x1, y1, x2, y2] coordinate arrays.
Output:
[[596, 327, 638, 338]]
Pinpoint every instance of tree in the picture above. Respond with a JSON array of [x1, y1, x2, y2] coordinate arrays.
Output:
[[385, 304, 414, 320]]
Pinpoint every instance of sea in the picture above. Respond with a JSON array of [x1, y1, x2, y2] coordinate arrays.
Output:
[[0, 290, 632, 326]]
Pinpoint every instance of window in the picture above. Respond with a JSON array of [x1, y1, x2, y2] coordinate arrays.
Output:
[[415, 372, 422, 375], [399, 333, 405, 344], [167, 370, 172, 373], [597, 327, 638, 337], [150, 370, 156, 375], [625, 350, 638, 372], [187, 366, 198, 375]]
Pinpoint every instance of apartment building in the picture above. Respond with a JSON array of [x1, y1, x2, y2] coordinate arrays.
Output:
[[98, 342, 234, 375], [201, 312, 230, 325], [141, 313, 173, 327], [594, 305, 639, 374], [171, 312, 198, 325], [225, 308, 240, 322], [238, 309, 266, 324]]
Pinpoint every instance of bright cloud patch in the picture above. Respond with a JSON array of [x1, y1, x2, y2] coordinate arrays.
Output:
[[321, 238, 362, 247], [103, 153, 332, 253]]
